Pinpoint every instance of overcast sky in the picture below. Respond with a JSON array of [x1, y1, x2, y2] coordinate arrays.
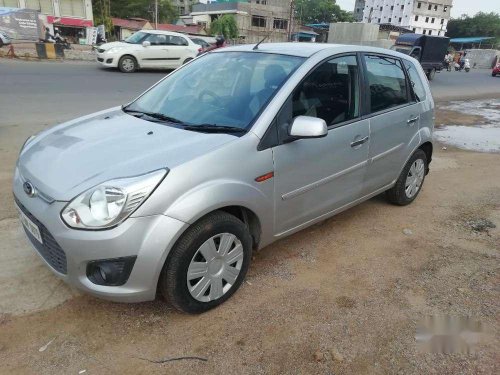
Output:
[[336, 0, 500, 18]]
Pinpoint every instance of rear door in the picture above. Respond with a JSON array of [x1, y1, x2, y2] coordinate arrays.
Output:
[[164, 35, 192, 68], [273, 54, 370, 235], [361, 53, 422, 195]]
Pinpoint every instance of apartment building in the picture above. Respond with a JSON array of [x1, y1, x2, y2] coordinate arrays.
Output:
[[354, 0, 453, 36], [191, 0, 292, 43]]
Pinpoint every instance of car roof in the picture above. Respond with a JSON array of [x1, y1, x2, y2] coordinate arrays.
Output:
[[218, 42, 411, 59], [140, 29, 188, 38]]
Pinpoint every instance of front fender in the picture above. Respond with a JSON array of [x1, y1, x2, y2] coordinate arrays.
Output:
[[165, 179, 275, 247]]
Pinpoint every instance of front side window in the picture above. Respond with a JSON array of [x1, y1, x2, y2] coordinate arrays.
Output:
[[290, 55, 360, 126], [125, 52, 304, 130], [364, 55, 409, 113], [145, 34, 167, 45], [404, 60, 426, 101]]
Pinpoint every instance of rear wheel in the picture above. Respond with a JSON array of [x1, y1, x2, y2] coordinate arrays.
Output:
[[118, 55, 137, 73], [159, 211, 252, 314], [183, 57, 193, 64], [386, 149, 427, 206]]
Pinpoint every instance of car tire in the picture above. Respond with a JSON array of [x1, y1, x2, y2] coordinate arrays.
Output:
[[427, 68, 436, 81], [386, 149, 427, 206], [118, 55, 137, 73], [183, 57, 193, 64], [159, 210, 253, 314], [492, 73, 497, 77]]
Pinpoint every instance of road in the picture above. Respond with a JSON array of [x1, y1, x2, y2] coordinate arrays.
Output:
[[0, 60, 166, 127], [0, 58, 499, 374]]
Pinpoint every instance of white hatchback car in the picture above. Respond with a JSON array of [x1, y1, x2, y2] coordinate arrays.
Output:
[[96, 30, 199, 72]]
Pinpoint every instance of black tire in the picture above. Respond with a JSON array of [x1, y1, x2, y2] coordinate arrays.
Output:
[[427, 68, 436, 81], [492, 73, 496, 77], [159, 211, 252, 314], [183, 57, 193, 64], [118, 55, 137, 73], [386, 149, 428, 206]]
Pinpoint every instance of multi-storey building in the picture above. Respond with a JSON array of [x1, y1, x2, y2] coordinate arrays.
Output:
[[191, 0, 292, 43], [354, 0, 452, 36]]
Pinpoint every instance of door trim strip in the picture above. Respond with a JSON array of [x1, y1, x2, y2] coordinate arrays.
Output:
[[281, 159, 368, 201], [370, 143, 404, 163]]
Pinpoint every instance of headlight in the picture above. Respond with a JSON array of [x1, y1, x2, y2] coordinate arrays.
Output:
[[61, 169, 167, 229]]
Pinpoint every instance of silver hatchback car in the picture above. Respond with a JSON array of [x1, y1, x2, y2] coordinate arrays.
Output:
[[14, 43, 433, 313]]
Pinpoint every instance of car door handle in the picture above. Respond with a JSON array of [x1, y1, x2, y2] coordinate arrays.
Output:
[[350, 136, 369, 147], [407, 116, 420, 124]]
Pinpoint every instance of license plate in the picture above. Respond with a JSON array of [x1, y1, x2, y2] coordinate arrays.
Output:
[[16, 204, 43, 244]]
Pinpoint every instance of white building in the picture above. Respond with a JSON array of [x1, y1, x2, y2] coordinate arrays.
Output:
[[353, 0, 452, 36]]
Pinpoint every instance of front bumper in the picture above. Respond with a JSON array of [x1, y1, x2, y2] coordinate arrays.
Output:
[[96, 51, 119, 68], [13, 170, 189, 302]]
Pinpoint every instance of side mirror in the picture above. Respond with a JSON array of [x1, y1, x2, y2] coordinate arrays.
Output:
[[289, 116, 328, 140], [142, 41, 151, 47]]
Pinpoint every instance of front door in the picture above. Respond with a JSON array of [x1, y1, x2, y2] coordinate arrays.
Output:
[[273, 55, 370, 235], [138, 33, 169, 68]]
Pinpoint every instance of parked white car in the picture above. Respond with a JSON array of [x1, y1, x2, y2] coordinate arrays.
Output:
[[96, 30, 199, 72], [0, 31, 11, 48]]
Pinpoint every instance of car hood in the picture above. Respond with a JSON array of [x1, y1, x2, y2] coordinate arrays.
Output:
[[18, 107, 238, 201], [99, 41, 129, 50]]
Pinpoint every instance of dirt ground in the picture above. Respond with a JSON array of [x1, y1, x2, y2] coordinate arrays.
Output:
[[0, 103, 499, 374]]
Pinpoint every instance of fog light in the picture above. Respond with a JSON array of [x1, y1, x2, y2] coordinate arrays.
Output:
[[106, 58, 113, 64], [86, 256, 136, 286]]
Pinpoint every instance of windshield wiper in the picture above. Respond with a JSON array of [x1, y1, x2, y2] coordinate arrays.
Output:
[[182, 124, 246, 133], [122, 107, 183, 124]]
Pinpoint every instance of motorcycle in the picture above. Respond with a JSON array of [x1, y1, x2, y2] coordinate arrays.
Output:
[[464, 59, 470, 72]]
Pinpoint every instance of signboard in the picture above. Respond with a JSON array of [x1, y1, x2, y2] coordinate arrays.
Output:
[[0, 7, 42, 40], [86, 26, 97, 45]]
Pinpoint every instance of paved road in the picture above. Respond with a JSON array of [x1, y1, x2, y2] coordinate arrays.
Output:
[[430, 68, 500, 101], [1, 59, 498, 128], [0, 59, 167, 127]]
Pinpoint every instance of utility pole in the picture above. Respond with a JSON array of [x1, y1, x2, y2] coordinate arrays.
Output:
[[288, 0, 295, 41], [155, 0, 159, 30]]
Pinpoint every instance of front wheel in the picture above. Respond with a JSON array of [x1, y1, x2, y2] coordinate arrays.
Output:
[[159, 211, 253, 314], [118, 55, 137, 73], [386, 149, 427, 206], [427, 68, 436, 80]]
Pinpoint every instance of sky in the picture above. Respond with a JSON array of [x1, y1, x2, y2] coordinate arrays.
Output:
[[336, 0, 500, 18]]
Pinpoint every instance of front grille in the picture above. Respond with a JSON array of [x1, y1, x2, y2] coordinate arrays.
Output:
[[15, 197, 67, 275]]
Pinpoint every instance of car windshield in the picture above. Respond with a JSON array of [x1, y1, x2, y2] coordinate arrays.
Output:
[[124, 31, 148, 44], [124, 52, 304, 130]]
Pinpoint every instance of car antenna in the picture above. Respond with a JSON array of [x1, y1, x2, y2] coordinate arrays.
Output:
[[253, 34, 269, 50]]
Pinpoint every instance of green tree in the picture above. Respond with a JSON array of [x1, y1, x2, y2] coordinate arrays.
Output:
[[294, 0, 355, 24], [93, 0, 177, 28], [446, 12, 500, 44], [210, 15, 239, 39]]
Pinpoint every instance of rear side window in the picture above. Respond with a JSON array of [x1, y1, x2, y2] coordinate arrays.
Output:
[[364, 55, 409, 113], [167, 35, 188, 46], [403, 60, 426, 101]]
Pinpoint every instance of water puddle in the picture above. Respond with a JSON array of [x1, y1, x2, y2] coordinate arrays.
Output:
[[434, 99, 500, 153]]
